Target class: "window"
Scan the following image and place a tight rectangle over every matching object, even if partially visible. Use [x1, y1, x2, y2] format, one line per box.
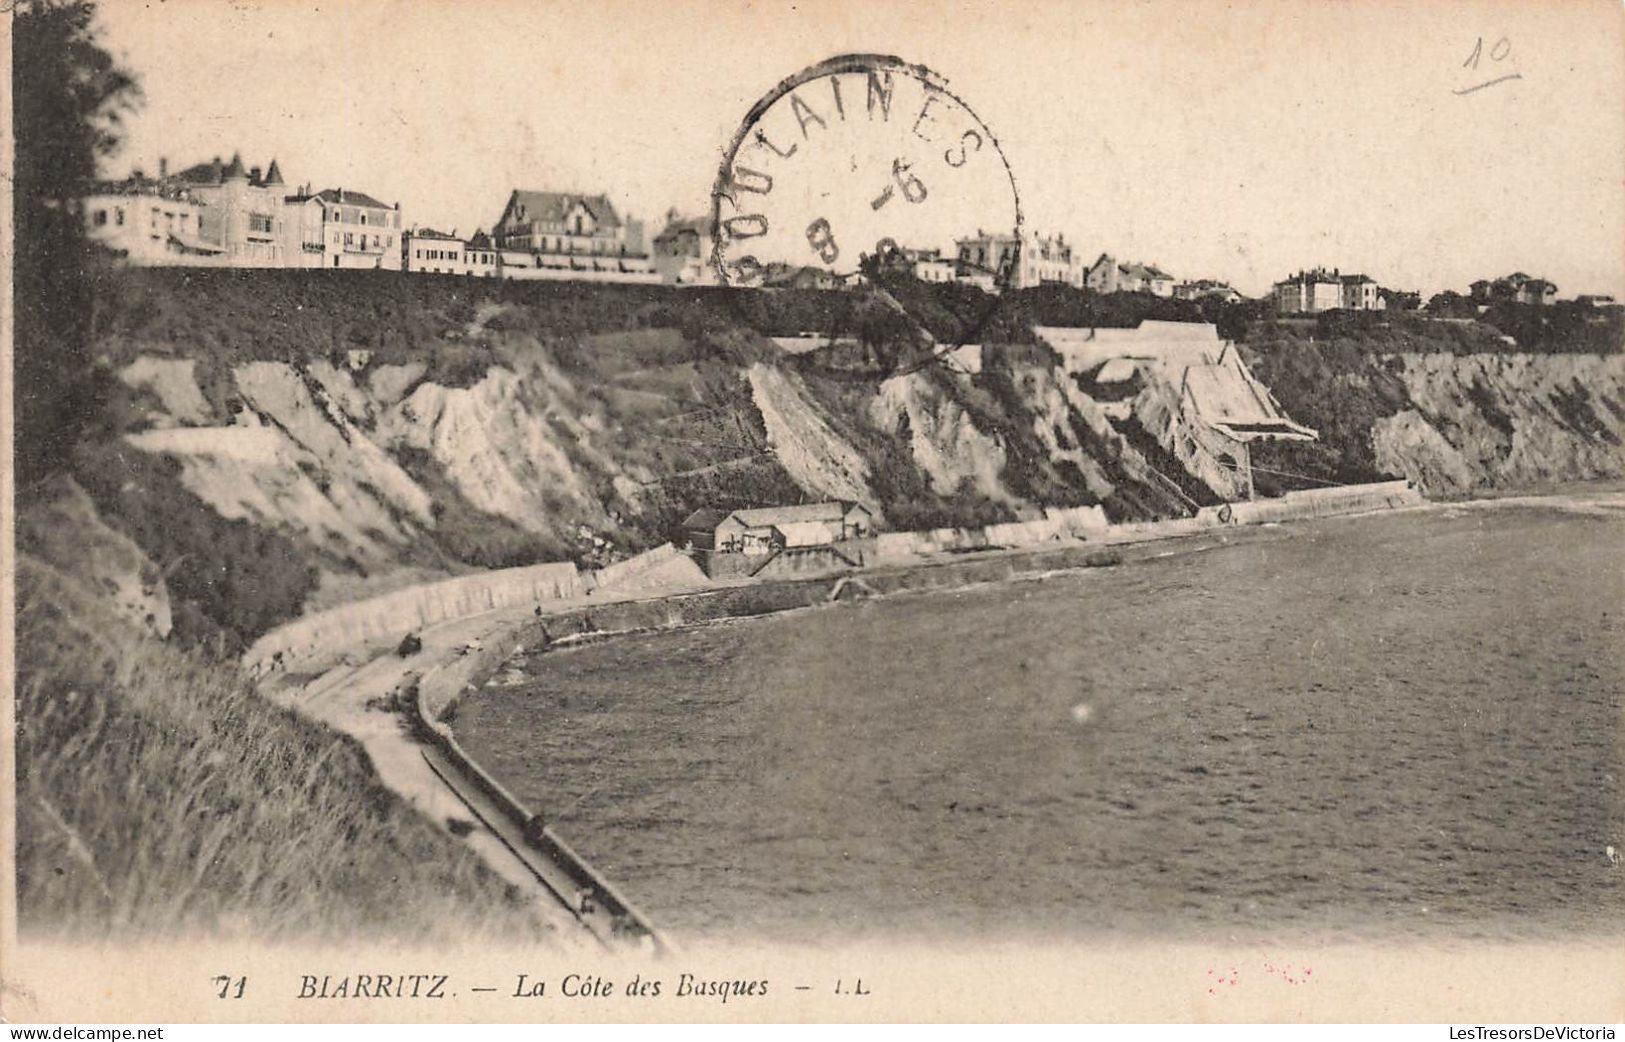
[93, 209, 108, 226]
[360, 213, 368, 226]
[344, 232, 353, 246]
[116, 208, 125, 225]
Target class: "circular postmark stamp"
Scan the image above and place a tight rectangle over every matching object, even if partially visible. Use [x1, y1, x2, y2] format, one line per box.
[709, 53, 1022, 293]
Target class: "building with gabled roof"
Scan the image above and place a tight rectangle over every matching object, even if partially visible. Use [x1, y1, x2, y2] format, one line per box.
[683, 501, 876, 555]
[282, 184, 403, 270]
[652, 209, 717, 284]
[87, 151, 298, 266]
[169, 150, 293, 265]
[491, 188, 654, 282]
[1118, 261, 1175, 296]
[1273, 268, 1387, 313]
[1084, 254, 1177, 297]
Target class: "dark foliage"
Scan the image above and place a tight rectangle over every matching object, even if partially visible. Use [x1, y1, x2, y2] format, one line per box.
[1481, 301, 1625, 354]
[12, 0, 141, 486]
[1239, 334, 1413, 489]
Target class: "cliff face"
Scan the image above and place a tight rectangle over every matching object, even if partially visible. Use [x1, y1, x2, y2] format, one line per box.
[58, 270, 1625, 646]
[871, 369, 1017, 510]
[748, 362, 881, 515]
[1244, 334, 1625, 497]
[1372, 353, 1625, 494]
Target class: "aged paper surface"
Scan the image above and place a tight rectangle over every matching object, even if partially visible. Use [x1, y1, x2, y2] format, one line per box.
[4, 0, 1624, 1024]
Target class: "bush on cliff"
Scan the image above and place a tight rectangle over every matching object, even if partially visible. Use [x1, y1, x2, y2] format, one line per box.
[1239, 335, 1412, 490]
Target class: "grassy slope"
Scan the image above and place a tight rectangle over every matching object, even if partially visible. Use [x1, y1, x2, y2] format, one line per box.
[14, 552, 550, 944]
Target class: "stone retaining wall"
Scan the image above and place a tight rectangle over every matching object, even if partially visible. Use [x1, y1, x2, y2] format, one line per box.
[245, 562, 586, 672]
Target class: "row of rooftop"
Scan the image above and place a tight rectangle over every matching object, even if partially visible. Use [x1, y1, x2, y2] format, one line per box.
[81, 150, 1613, 309]
[85, 151, 667, 282]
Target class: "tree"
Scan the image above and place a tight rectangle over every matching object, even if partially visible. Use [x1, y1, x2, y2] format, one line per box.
[12, 1, 142, 486]
[1425, 290, 1476, 319]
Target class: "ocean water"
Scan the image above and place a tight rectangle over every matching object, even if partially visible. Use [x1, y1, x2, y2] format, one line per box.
[455, 504, 1625, 944]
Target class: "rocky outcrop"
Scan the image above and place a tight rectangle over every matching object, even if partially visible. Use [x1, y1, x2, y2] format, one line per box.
[124, 358, 436, 567]
[381, 367, 608, 535]
[118, 357, 213, 426]
[99, 331, 1625, 638]
[1373, 353, 1625, 494]
[872, 370, 1018, 508]
[749, 363, 881, 512]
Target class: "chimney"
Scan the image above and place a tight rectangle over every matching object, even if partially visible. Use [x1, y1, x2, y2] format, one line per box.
[250, 166, 262, 183]
[159, 157, 168, 178]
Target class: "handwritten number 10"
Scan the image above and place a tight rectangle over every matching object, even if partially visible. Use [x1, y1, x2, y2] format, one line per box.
[1456, 35, 1520, 95]
[1463, 36, 1512, 69]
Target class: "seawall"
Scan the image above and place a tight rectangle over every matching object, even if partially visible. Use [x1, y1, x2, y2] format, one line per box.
[247, 483, 1420, 675]
[410, 629, 675, 953]
[245, 543, 706, 674]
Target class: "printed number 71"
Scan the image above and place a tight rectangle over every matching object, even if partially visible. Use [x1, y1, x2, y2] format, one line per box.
[213, 975, 247, 999]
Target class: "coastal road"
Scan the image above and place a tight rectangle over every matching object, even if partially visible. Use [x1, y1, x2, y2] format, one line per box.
[270, 602, 601, 947]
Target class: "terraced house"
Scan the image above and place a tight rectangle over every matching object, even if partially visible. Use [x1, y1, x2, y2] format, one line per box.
[284, 186, 404, 270]
[83, 171, 217, 263]
[1085, 254, 1177, 296]
[492, 189, 655, 282]
[85, 151, 403, 270]
[171, 152, 290, 265]
[1273, 268, 1386, 313]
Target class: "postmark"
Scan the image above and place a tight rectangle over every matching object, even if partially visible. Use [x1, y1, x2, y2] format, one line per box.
[709, 53, 1022, 293]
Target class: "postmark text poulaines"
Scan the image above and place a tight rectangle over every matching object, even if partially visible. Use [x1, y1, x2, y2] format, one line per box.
[710, 54, 1021, 287]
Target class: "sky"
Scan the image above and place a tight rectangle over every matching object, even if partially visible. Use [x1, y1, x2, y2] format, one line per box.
[91, 0, 1625, 298]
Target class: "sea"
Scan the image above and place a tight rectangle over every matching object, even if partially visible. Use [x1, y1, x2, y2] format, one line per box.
[454, 499, 1625, 945]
